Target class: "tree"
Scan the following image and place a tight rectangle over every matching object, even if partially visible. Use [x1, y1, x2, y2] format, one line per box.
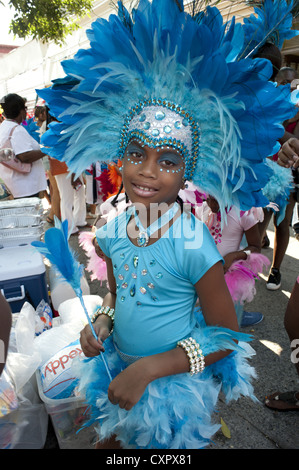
[4, 0, 94, 45]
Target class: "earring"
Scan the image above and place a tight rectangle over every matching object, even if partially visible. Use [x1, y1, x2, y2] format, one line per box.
[182, 179, 188, 189]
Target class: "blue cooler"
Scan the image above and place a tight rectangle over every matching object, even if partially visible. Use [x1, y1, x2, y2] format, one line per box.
[0, 244, 49, 313]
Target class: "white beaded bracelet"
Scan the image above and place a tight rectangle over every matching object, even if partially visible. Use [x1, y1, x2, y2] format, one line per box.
[91, 305, 115, 326]
[177, 337, 205, 375]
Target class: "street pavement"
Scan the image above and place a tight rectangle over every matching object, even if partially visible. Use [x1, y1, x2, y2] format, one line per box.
[44, 217, 299, 450]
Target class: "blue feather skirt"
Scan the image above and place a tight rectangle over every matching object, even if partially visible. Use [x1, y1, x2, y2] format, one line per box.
[75, 316, 257, 449]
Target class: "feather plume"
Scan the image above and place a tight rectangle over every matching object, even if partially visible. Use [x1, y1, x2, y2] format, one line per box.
[241, 0, 299, 58]
[78, 231, 108, 283]
[22, 118, 41, 143]
[262, 158, 294, 225]
[32, 217, 112, 381]
[32, 218, 83, 292]
[225, 253, 270, 304]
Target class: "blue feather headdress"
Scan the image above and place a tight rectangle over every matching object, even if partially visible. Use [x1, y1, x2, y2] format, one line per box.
[37, 0, 298, 220]
[31, 218, 112, 381]
[241, 0, 299, 58]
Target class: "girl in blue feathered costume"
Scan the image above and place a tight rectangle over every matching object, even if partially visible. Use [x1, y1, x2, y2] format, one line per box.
[37, 0, 299, 449]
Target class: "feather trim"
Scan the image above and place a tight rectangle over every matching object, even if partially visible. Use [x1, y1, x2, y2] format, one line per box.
[262, 159, 294, 225]
[73, 320, 257, 449]
[225, 253, 270, 304]
[78, 231, 108, 283]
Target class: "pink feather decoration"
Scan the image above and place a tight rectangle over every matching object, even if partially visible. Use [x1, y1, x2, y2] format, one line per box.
[225, 253, 270, 304]
[78, 231, 107, 283]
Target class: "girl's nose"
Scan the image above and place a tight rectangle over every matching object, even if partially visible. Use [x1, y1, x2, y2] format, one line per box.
[138, 154, 158, 179]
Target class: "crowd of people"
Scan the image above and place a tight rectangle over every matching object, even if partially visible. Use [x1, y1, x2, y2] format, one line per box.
[0, 98, 114, 234]
[0, 0, 299, 450]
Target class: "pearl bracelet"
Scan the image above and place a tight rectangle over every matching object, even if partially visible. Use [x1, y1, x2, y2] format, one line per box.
[177, 337, 205, 375]
[91, 305, 115, 326]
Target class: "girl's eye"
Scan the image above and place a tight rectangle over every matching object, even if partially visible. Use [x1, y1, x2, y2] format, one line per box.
[160, 159, 175, 167]
[159, 153, 183, 167]
[126, 146, 144, 160]
[130, 151, 142, 159]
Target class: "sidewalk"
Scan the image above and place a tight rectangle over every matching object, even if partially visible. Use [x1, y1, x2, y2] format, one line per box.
[44, 220, 299, 449]
[207, 224, 299, 449]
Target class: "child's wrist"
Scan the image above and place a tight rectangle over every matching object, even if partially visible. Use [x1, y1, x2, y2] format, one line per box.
[137, 356, 162, 384]
[91, 307, 114, 334]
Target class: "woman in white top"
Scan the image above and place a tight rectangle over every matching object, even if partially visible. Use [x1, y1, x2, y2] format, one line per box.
[0, 93, 47, 198]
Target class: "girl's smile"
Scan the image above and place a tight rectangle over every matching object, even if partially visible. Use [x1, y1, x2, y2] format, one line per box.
[131, 182, 159, 198]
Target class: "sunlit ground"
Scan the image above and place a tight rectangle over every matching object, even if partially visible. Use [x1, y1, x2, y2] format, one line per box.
[257, 226, 299, 357]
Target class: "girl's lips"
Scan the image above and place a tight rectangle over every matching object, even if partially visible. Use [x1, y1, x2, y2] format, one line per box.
[132, 183, 158, 197]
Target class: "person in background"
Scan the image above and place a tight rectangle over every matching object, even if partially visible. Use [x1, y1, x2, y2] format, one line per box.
[41, 109, 61, 223]
[0, 93, 47, 198]
[34, 105, 47, 133]
[265, 137, 299, 412]
[197, 195, 265, 327]
[259, 67, 298, 290]
[52, 158, 87, 235]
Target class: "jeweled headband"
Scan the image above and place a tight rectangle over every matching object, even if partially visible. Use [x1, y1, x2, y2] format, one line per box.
[117, 99, 201, 181]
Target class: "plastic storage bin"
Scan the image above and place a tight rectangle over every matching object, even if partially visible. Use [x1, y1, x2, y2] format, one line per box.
[0, 244, 49, 313]
[36, 371, 96, 449]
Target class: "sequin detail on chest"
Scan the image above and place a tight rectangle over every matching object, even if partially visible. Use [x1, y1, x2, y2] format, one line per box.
[115, 254, 160, 305]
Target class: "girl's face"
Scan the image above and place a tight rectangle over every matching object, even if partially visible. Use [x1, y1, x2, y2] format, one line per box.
[122, 140, 185, 208]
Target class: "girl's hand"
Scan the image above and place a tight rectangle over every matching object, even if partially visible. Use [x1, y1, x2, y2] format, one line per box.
[80, 316, 111, 356]
[108, 358, 152, 410]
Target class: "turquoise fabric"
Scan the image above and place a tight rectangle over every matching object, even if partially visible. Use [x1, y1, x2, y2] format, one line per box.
[96, 209, 222, 356]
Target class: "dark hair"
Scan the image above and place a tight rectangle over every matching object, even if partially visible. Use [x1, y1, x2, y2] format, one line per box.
[253, 43, 282, 81]
[34, 105, 46, 118]
[277, 66, 299, 79]
[1, 93, 26, 119]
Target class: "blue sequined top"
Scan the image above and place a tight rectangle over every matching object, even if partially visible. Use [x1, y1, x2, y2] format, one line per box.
[96, 209, 222, 356]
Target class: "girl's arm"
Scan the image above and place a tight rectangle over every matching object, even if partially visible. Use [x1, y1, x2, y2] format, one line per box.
[17, 149, 47, 163]
[107, 261, 239, 410]
[222, 223, 261, 273]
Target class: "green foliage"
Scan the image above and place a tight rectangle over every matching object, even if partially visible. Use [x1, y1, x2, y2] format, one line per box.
[7, 0, 93, 45]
